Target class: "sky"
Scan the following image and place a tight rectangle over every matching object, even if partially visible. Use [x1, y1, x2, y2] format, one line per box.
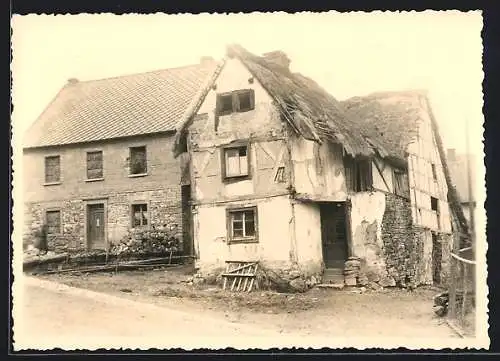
[11, 11, 483, 157]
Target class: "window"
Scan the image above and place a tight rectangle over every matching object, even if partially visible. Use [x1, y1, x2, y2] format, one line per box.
[344, 156, 372, 192]
[86, 151, 103, 179]
[431, 163, 437, 181]
[216, 89, 255, 115]
[131, 203, 148, 227]
[431, 197, 439, 212]
[227, 207, 258, 243]
[46, 210, 61, 234]
[129, 146, 147, 175]
[218, 93, 234, 114]
[393, 168, 410, 198]
[223, 144, 250, 179]
[274, 166, 286, 183]
[44, 155, 61, 183]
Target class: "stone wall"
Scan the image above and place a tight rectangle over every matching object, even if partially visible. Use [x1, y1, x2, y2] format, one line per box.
[22, 133, 184, 253]
[24, 188, 182, 254]
[433, 232, 452, 286]
[381, 193, 433, 287]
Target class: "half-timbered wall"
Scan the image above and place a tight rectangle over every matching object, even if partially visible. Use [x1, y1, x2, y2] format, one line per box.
[407, 99, 452, 233]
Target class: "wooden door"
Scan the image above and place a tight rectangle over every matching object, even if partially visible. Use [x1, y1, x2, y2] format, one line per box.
[320, 203, 348, 269]
[88, 204, 105, 250]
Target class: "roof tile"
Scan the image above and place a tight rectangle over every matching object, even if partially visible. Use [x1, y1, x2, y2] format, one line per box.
[24, 61, 218, 148]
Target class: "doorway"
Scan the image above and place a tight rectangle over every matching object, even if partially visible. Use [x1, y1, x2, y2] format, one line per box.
[320, 202, 348, 270]
[181, 185, 193, 256]
[87, 203, 106, 250]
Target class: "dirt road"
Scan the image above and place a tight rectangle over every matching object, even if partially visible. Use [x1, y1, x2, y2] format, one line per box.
[14, 277, 297, 350]
[14, 271, 467, 350]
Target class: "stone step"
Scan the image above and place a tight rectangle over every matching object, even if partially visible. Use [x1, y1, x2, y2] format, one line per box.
[322, 268, 345, 284]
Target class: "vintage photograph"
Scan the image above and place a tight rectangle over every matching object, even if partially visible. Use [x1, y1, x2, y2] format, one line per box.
[11, 11, 487, 350]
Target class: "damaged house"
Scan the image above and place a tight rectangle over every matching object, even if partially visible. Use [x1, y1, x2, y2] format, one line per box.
[173, 45, 463, 288]
[22, 44, 465, 289]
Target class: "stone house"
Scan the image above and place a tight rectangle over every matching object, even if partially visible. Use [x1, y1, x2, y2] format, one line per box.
[172, 44, 467, 288]
[22, 59, 217, 254]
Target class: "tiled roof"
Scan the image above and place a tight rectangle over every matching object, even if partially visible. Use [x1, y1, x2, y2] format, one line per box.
[23, 61, 218, 148]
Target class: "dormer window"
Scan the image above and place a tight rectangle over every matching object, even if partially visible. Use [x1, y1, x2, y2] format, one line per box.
[216, 89, 255, 115]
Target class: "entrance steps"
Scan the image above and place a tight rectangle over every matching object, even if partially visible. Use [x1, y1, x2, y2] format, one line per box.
[321, 268, 344, 285]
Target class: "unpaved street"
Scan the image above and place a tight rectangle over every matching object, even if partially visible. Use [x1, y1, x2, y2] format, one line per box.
[14, 277, 292, 350]
[14, 271, 464, 350]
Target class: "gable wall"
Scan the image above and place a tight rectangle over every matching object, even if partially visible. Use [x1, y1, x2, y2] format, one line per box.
[407, 99, 452, 233]
[187, 57, 290, 203]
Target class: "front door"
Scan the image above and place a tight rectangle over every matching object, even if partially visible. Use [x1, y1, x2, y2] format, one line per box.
[87, 203, 105, 250]
[320, 202, 348, 269]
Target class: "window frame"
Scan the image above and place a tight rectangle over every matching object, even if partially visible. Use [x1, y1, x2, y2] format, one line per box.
[226, 206, 259, 244]
[221, 141, 251, 181]
[431, 163, 438, 182]
[130, 202, 150, 228]
[393, 168, 410, 198]
[86, 150, 104, 180]
[129, 146, 148, 176]
[45, 209, 62, 235]
[216, 89, 255, 116]
[344, 156, 373, 192]
[44, 155, 61, 184]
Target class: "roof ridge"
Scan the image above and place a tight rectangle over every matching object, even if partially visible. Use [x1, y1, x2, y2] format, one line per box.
[65, 61, 216, 86]
[342, 89, 429, 102]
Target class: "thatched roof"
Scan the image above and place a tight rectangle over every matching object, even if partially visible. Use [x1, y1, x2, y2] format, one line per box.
[173, 44, 377, 158]
[224, 44, 374, 158]
[341, 90, 424, 164]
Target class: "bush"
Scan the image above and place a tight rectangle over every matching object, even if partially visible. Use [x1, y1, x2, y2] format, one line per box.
[109, 225, 182, 257]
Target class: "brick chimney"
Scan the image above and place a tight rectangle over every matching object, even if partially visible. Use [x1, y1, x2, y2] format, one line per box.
[262, 50, 291, 70]
[200, 56, 215, 65]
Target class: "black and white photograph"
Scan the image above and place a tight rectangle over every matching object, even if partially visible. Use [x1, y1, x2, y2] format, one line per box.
[10, 11, 487, 350]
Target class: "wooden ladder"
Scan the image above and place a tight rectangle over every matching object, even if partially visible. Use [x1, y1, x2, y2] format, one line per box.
[222, 261, 259, 292]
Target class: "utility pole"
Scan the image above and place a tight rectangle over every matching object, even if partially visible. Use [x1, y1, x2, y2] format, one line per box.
[465, 116, 475, 255]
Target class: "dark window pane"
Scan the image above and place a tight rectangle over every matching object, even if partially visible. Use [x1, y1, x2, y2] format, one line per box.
[87, 151, 103, 179]
[130, 147, 147, 174]
[232, 212, 243, 221]
[233, 229, 243, 238]
[45, 156, 60, 183]
[132, 204, 148, 226]
[219, 94, 233, 113]
[245, 218, 255, 236]
[46, 210, 61, 234]
[238, 91, 251, 111]
[238, 147, 247, 157]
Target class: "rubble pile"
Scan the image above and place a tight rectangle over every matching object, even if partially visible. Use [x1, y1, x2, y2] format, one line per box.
[109, 226, 181, 256]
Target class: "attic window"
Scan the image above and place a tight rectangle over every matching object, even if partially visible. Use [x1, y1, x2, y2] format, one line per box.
[236, 90, 253, 112]
[216, 89, 255, 115]
[344, 156, 372, 192]
[218, 93, 233, 114]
